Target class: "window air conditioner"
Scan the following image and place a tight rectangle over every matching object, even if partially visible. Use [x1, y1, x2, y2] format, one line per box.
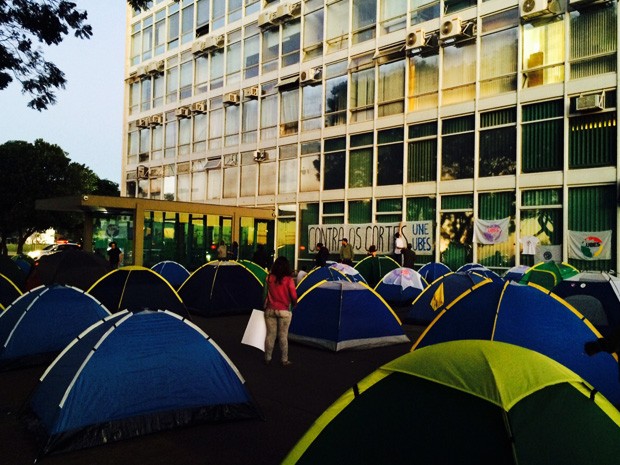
[253, 150, 267, 162]
[137, 165, 149, 179]
[146, 60, 165, 75]
[406, 29, 427, 49]
[520, 0, 562, 20]
[258, 10, 278, 28]
[149, 114, 164, 126]
[191, 101, 207, 113]
[275, 1, 301, 20]
[440, 17, 462, 40]
[576, 92, 605, 112]
[243, 86, 261, 99]
[223, 92, 240, 105]
[135, 66, 147, 78]
[192, 39, 207, 55]
[175, 107, 192, 118]
[203, 34, 225, 50]
[300, 67, 321, 84]
[137, 117, 150, 128]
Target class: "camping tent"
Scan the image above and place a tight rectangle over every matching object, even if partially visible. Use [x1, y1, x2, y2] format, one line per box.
[519, 260, 579, 290]
[328, 263, 366, 283]
[26, 250, 110, 291]
[0, 284, 110, 367]
[417, 262, 451, 284]
[503, 264, 530, 282]
[178, 261, 264, 316]
[26, 310, 260, 455]
[87, 266, 188, 317]
[353, 255, 400, 288]
[374, 267, 427, 306]
[237, 259, 269, 284]
[288, 281, 409, 351]
[0, 273, 22, 310]
[151, 260, 191, 288]
[404, 271, 491, 325]
[296, 265, 351, 297]
[553, 271, 620, 331]
[283, 340, 620, 465]
[412, 280, 620, 407]
[0, 255, 26, 291]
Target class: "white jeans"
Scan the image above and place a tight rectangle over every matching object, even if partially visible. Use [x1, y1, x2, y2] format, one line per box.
[264, 309, 292, 363]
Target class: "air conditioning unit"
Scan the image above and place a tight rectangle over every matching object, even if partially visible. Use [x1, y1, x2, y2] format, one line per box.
[192, 40, 207, 55]
[275, 1, 301, 20]
[300, 67, 321, 84]
[137, 117, 150, 128]
[520, 0, 562, 20]
[149, 114, 164, 126]
[175, 107, 192, 118]
[243, 86, 261, 99]
[253, 150, 267, 162]
[137, 165, 149, 179]
[204, 34, 225, 50]
[576, 92, 605, 112]
[191, 101, 207, 113]
[223, 92, 240, 105]
[258, 10, 277, 28]
[440, 17, 462, 40]
[146, 60, 165, 75]
[135, 66, 147, 78]
[406, 29, 427, 49]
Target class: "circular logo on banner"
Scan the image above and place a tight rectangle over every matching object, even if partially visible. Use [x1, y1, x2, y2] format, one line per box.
[106, 224, 119, 238]
[483, 224, 503, 243]
[580, 235, 604, 258]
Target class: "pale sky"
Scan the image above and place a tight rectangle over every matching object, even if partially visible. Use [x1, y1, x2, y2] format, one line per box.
[0, 1, 127, 184]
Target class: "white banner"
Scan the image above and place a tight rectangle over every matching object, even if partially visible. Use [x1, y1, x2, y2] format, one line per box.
[307, 221, 434, 256]
[473, 218, 510, 245]
[568, 230, 612, 260]
[535, 245, 562, 263]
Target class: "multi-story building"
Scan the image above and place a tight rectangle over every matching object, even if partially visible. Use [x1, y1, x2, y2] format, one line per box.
[122, 0, 619, 273]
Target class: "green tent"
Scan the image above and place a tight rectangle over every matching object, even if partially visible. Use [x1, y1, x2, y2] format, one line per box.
[284, 340, 620, 465]
[353, 255, 399, 289]
[236, 259, 268, 283]
[519, 260, 579, 290]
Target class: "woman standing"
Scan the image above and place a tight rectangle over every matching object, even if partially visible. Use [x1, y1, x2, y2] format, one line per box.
[264, 256, 297, 366]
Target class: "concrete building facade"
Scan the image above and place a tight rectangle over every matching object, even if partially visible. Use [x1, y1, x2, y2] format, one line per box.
[122, 0, 620, 273]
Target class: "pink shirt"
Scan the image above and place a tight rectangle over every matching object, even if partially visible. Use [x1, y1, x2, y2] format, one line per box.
[265, 275, 297, 311]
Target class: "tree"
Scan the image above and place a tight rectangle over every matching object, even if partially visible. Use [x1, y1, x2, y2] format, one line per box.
[0, 139, 119, 255]
[1, 0, 152, 110]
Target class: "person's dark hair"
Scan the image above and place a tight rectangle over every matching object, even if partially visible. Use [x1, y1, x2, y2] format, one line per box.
[270, 256, 292, 283]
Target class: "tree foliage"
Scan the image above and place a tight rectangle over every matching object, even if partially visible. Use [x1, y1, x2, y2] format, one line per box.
[1, 0, 153, 110]
[0, 139, 119, 255]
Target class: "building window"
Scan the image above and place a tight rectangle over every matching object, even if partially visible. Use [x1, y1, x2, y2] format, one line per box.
[152, 124, 163, 161]
[178, 117, 191, 157]
[207, 166, 221, 200]
[326, 0, 349, 53]
[260, 82, 278, 141]
[164, 119, 176, 159]
[177, 172, 190, 201]
[192, 113, 207, 154]
[442, 41, 476, 105]
[196, 0, 209, 36]
[569, 93, 616, 169]
[282, 18, 301, 67]
[570, 3, 617, 79]
[154, 9, 166, 56]
[179, 55, 193, 100]
[280, 87, 299, 136]
[208, 96, 223, 150]
[301, 83, 322, 131]
[209, 48, 224, 90]
[378, 58, 405, 117]
[376, 198, 402, 223]
[163, 164, 176, 201]
[523, 18, 564, 88]
[325, 60, 348, 127]
[480, 9, 518, 98]
[243, 25, 260, 79]
[191, 167, 206, 202]
[352, 0, 376, 44]
[150, 176, 162, 199]
[166, 59, 178, 104]
[479, 108, 516, 177]
[350, 52, 375, 123]
[323, 137, 346, 190]
[377, 128, 404, 186]
[303, 1, 324, 60]
[142, 15, 153, 61]
[440, 194, 474, 270]
[167, 3, 179, 51]
[520, 189, 562, 266]
[349, 200, 372, 223]
[226, 29, 242, 86]
[223, 165, 239, 198]
[478, 191, 515, 269]
[211, 0, 225, 31]
[224, 103, 240, 147]
[180, 2, 194, 45]
[240, 151, 258, 197]
[323, 201, 345, 224]
[241, 98, 258, 144]
[407, 122, 437, 183]
[131, 21, 141, 66]
[379, 0, 406, 35]
[195, 54, 209, 94]
[128, 129, 139, 165]
[279, 145, 298, 194]
[153, 74, 164, 107]
[444, 0, 476, 14]
[408, 53, 439, 111]
[228, 0, 243, 23]
[262, 27, 279, 74]
[522, 99, 563, 173]
[141, 77, 152, 112]
[349, 132, 373, 188]
[410, 0, 439, 25]
[441, 115, 474, 180]
[258, 151, 276, 196]
[300, 141, 321, 192]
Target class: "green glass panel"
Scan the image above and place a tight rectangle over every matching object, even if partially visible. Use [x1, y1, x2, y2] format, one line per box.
[441, 195, 473, 210]
[409, 122, 437, 139]
[569, 113, 616, 168]
[408, 139, 437, 182]
[406, 197, 436, 221]
[349, 200, 372, 223]
[522, 99, 563, 122]
[522, 189, 562, 207]
[324, 201, 345, 214]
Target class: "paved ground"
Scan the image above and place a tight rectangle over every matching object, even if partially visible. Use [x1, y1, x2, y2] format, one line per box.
[0, 311, 424, 465]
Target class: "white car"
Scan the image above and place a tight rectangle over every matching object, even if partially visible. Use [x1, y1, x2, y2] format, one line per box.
[28, 243, 81, 260]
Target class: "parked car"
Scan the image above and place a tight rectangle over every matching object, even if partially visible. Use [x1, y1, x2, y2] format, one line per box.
[27, 242, 81, 260]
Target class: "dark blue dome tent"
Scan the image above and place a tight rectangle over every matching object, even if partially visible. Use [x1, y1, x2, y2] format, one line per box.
[25, 310, 261, 456]
[151, 260, 191, 289]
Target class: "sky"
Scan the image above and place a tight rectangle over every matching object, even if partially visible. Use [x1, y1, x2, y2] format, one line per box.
[0, 1, 127, 184]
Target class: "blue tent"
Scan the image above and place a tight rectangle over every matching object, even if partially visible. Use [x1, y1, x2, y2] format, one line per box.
[417, 262, 451, 284]
[404, 272, 491, 325]
[289, 281, 409, 351]
[0, 284, 110, 368]
[412, 280, 620, 407]
[374, 267, 427, 306]
[0, 273, 22, 310]
[87, 266, 189, 317]
[178, 261, 264, 316]
[328, 262, 366, 284]
[27, 310, 260, 455]
[296, 265, 351, 297]
[503, 264, 530, 282]
[151, 260, 191, 288]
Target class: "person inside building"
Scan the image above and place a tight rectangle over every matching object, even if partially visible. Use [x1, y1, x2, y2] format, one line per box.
[107, 241, 123, 270]
[315, 242, 330, 267]
[252, 244, 269, 269]
[217, 240, 228, 260]
[339, 238, 354, 266]
[402, 243, 416, 269]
